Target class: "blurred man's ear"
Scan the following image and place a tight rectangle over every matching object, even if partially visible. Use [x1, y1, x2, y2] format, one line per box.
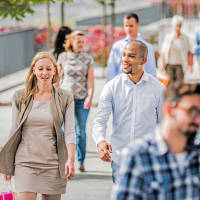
[163, 102, 174, 117]
[142, 56, 147, 65]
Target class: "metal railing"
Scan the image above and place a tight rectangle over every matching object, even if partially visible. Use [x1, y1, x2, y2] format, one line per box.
[0, 28, 36, 77]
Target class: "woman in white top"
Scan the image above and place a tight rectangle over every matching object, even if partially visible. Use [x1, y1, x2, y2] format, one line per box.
[57, 31, 94, 172]
[161, 15, 193, 82]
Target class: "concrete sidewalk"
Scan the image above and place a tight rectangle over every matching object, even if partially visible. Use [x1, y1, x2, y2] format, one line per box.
[0, 68, 29, 93]
[0, 67, 113, 200]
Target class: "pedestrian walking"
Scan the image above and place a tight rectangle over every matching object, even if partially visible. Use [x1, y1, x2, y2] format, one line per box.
[194, 12, 200, 71]
[160, 15, 194, 82]
[57, 31, 94, 172]
[52, 26, 72, 60]
[51, 26, 72, 88]
[0, 52, 76, 200]
[111, 81, 200, 200]
[106, 13, 157, 82]
[93, 40, 165, 183]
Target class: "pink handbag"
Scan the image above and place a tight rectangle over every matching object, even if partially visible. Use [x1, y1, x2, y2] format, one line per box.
[0, 192, 14, 200]
[0, 175, 15, 200]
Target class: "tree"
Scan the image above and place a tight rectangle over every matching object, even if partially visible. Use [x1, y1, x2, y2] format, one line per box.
[94, 0, 117, 71]
[0, 0, 34, 21]
[109, 0, 116, 46]
[0, 0, 73, 49]
[94, 0, 108, 70]
[61, 1, 65, 26]
[35, 0, 73, 48]
[0, 0, 72, 23]
[177, 0, 183, 15]
[60, 0, 73, 26]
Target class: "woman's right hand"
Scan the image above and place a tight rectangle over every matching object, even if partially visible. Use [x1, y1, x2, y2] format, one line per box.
[3, 174, 11, 181]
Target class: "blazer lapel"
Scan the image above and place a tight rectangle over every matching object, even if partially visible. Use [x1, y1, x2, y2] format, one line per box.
[17, 95, 33, 127]
[51, 87, 63, 127]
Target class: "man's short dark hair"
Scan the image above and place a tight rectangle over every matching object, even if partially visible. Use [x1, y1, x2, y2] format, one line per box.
[164, 81, 200, 103]
[124, 13, 139, 23]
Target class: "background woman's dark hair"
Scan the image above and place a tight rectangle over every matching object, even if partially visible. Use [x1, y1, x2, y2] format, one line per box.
[53, 26, 72, 60]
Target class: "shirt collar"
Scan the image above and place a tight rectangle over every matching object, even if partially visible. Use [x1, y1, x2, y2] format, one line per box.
[68, 50, 83, 58]
[124, 33, 142, 42]
[154, 126, 169, 156]
[122, 71, 149, 85]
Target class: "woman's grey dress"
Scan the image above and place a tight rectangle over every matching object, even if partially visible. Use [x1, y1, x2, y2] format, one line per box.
[12, 100, 75, 194]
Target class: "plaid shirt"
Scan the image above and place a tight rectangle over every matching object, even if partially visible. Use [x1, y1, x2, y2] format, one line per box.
[111, 127, 200, 200]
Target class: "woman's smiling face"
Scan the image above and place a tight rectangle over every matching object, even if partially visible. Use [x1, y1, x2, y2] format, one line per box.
[33, 58, 56, 85]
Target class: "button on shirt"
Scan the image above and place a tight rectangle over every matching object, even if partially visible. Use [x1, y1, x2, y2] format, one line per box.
[106, 35, 157, 82]
[93, 72, 165, 163]
[111, 127, 200, 200]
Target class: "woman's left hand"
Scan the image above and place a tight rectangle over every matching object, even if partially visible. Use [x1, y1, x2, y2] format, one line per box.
[83, 96, 92, 109]
[3, 174, 11, 181]
[65, 160, 75, 180]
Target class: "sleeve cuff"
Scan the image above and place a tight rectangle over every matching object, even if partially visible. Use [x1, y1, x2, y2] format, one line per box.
[96, 136, 105, 146]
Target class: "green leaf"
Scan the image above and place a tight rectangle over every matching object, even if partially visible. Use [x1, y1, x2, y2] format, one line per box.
[0, 0, 73, 21]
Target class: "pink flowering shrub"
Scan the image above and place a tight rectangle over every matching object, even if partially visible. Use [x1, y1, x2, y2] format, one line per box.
[34, 24, 126, 61]
[86, 24, 126, 65]
[34, 25, 61, 52]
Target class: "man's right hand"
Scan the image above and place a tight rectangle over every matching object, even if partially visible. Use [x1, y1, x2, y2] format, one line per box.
[97, 141, 112, 162]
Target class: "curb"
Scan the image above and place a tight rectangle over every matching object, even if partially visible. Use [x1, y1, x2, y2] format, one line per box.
[0, 101, 98, 107]
[0, 81, 25, 93]
[0, 102, 12, 106]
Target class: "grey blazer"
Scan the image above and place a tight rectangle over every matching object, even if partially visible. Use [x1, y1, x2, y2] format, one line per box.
[0, 87, 73, 178]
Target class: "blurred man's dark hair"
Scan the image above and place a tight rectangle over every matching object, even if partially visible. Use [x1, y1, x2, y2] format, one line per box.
[124, 13, 139, 23]
[164, 81, 200, 103]
[53, 26, 72, 60]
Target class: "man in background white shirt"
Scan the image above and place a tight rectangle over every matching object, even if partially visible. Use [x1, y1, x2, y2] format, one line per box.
[106, 13, 157, 82]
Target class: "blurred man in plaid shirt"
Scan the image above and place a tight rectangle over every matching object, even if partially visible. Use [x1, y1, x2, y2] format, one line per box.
[111, 82, 200, 200]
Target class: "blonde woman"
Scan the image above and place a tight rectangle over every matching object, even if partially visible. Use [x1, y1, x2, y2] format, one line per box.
[0, 52, 76, 200]
[57, 31, 94, 172]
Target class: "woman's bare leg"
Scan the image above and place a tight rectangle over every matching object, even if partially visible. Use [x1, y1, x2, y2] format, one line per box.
[41, 194, 61, 200]
[15, 192, 37, 200]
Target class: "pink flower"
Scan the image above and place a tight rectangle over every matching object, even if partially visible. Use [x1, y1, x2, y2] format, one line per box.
[85, 24, 126, 64]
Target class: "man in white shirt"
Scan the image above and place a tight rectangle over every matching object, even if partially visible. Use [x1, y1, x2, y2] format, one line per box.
[106, 13, 157, 82]
[93, 40, 165, 182]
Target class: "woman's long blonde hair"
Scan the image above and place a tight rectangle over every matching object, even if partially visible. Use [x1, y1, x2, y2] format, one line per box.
[22, 52, 59, 104]
[64, 31, 85, 52]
